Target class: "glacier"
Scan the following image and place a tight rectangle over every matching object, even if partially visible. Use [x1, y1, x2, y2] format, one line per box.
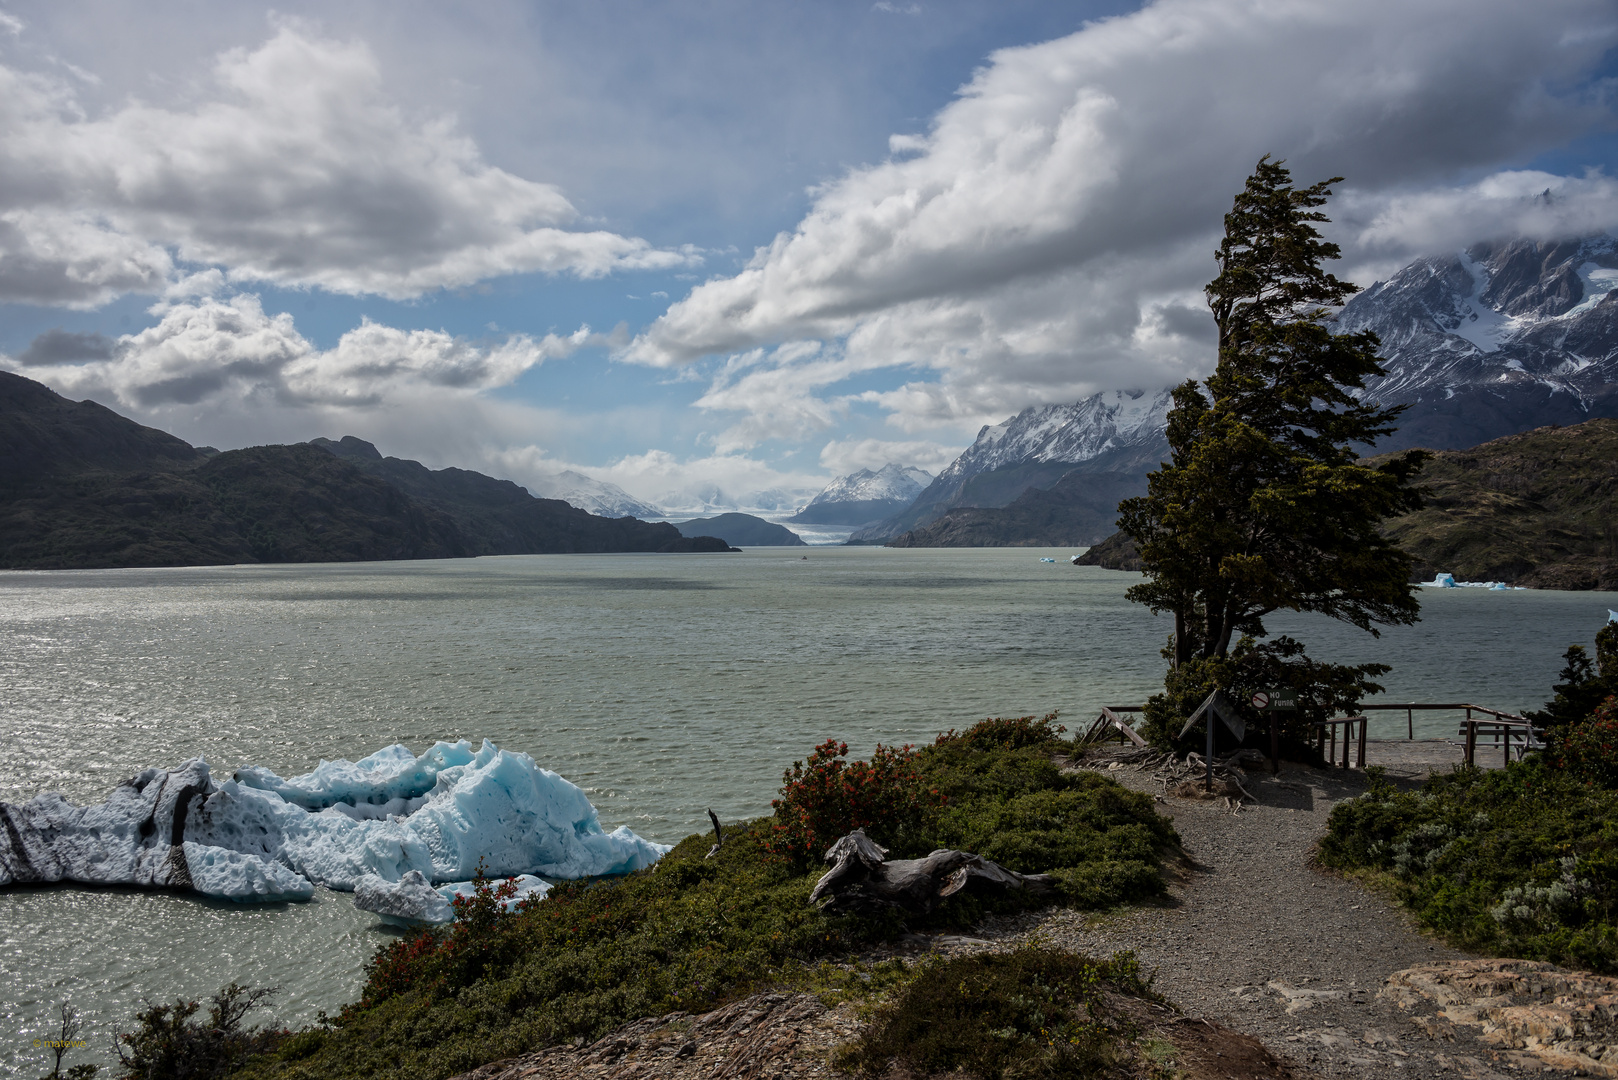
[0, 740, 667, 921]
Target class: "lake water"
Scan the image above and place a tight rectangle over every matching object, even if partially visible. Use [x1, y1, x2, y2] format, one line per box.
[2, 547, 1613, 1073]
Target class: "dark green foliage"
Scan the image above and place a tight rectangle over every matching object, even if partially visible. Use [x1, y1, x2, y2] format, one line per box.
[934, 711, 1068, 752]
[1532, 624, 1618, 730]
[1138, 635, 1384, 751]
[233, 724, 1179, 1080]
[1321, 762, 1618, 972]
[1117, 157, 1424, 749]
[116, 984, 285, 1080]
[838, 949, 1155, 1080]
[1548, 696, 1618, 788]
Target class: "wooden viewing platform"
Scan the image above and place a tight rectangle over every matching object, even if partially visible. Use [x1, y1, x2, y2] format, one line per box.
[1083, 702, 1540, 770]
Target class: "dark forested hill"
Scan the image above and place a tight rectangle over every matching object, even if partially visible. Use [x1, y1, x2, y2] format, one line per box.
[308, 436, 724, 555]
[1074, 419, 1618, 590]
[0, 373, 729, 569]
[885, 468, 1147, 548]
[1372, 418, 1618, 590]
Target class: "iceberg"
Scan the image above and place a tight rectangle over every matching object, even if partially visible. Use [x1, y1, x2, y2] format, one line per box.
[0, 740, 668, 918]
[1422, 573, 1526, 590]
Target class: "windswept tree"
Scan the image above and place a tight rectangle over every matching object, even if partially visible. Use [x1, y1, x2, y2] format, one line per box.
[1118, 157, 1426, 744]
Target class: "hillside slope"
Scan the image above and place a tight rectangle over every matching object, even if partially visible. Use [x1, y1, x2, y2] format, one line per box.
[885, 469, 1147, 548]
[1373, 418, 1618, 589]
[0, 375, 730, 569]
[309, 436, 707, 556]
[1074, 419, 1618, 589]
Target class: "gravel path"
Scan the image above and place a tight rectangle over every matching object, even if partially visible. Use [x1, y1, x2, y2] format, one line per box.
[943, 740, 1579, 1079]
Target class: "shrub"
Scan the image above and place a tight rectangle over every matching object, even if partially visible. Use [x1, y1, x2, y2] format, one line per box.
[1549, 695, 1618, 787]
[115, 984, 284, 1080]
[1139, 636, 1385, 754]
[838, 948, 1154, 1080]
[935, 711, 1067, 752]
[763, 739, 943, 865]
[1321, 761, 1618, 971]
[234, 729, 1182, 1080]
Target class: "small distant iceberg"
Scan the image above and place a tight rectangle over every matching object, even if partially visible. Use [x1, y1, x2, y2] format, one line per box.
[1423, 573, 1526, 590]
[0, 740, 667, 924]
[1039, 557, 1057, 563]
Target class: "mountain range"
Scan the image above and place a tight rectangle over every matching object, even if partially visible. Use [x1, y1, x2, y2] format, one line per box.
[0, 372, 733, 569]
[789, 463, 933, 526]
[870, 237, 1618, 548]
[851, 390, 1171, 544]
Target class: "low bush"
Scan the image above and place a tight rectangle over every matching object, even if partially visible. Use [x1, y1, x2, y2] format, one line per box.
[1320, 762, 1618, 971]
[763, 739, 943, 865]
[231, 719, 1179, 1080]
[837, 948, 1156, 1080]
[1548, 696, 1618, 788]
[934, 710, 1067, 752]
[117, 984, 285, 1080]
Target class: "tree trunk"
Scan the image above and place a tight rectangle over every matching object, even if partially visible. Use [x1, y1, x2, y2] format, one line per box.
[807, 830, 1056, 915]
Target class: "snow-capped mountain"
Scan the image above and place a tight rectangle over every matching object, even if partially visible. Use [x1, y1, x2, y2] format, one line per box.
[933, 390, 1173, 487]
[524, 470, 663, 519]
[850, 390, 1171, 541]
[852, 237, 1618, 544]
[810, 463, 933, 505]
[1336, 236, 1618, 450]
[789, 463, 933, 525]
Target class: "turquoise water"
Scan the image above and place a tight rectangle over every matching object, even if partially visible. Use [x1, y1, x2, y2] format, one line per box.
[1, 547, 1613, 1073]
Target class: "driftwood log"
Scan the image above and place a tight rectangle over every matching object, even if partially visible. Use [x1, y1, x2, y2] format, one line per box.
[807, 829, 1055, 915]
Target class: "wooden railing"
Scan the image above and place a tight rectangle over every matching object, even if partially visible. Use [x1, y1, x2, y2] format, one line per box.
[1083, 701, 1541, 770]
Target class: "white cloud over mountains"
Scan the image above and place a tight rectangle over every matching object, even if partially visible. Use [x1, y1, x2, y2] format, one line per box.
[627, 0, 1618, 437]
[0, 26, 694, 307]
[17, 293, 594, 410]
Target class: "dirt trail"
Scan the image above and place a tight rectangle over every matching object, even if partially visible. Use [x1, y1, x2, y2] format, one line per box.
[947, 739, 1579, 1079]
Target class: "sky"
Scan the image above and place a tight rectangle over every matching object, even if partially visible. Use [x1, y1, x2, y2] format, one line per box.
[1, 0, 1616, 514]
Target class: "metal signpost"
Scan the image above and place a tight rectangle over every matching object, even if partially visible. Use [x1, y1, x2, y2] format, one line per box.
[1251, 689, 1296, 772]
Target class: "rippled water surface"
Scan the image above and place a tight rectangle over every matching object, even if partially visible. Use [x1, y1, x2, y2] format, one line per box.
[2, 547, 1614, 1073]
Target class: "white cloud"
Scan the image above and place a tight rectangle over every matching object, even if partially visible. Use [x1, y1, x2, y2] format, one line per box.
[14, 293, 591, 410]
[625, 0, 1618, 436]
[0, 26, 696, 306]
[585, 448, 826, 515]
[1344, 170, 1618, 256]
[818, 437, 958, 475]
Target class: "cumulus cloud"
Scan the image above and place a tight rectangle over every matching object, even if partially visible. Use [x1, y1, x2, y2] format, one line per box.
[14, 293, 594, 410]
[627, 0, 1618, 436]
[0, 26, 695, 306]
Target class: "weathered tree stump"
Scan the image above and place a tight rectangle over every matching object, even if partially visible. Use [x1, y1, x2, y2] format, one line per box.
[807, 829, 1055, 915]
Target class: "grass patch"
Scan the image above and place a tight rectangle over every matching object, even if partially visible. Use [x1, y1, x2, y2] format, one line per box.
[231, 721, 1177, 1080]
[835, 948, 1159, 1080]
[1320, 762, 1618, 971]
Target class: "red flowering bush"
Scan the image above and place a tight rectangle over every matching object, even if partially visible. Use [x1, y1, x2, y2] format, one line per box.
[349, 870, 523, 1013]
[1550, 695, 1618, 788]
[763, 739, 944, 865]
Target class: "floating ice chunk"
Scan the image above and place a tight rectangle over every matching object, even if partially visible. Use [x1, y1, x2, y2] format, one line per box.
[1609, 609, 1618, 623]
[0, 741, 669, 905]
[354, 870, 453, 926]
[183, 842, 314, 901]
[235, 740, 476, 812]
[1422, 572, 1526, 590]
[0, 758, 214, 889]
